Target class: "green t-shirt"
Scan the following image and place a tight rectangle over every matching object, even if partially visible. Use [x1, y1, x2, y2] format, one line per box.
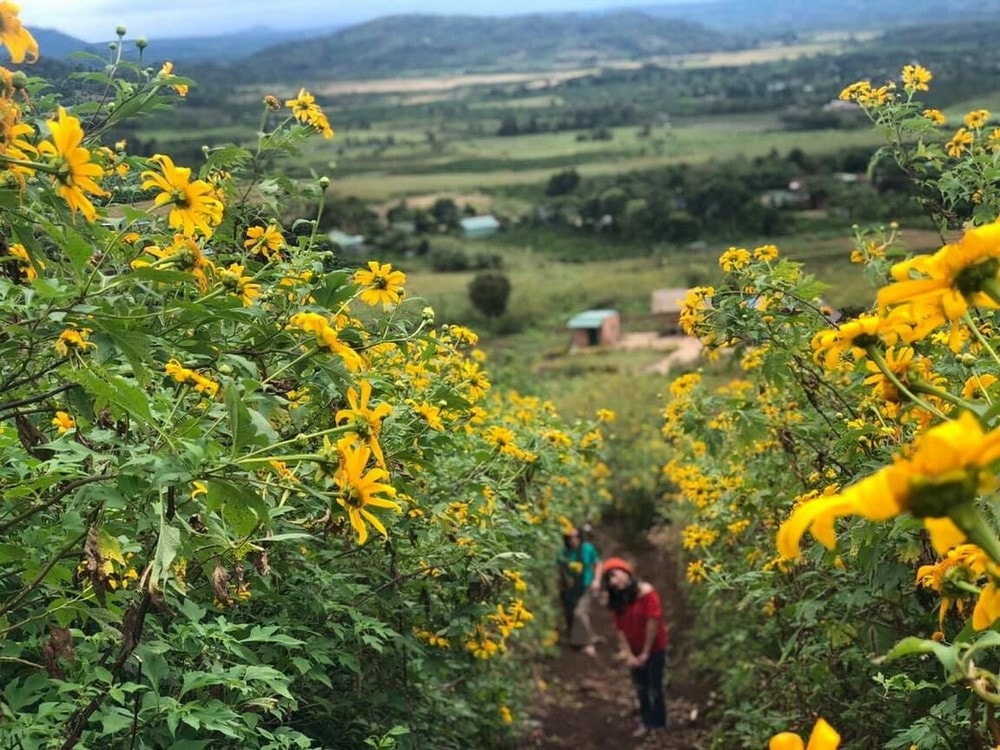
[557, 541, 600, 590]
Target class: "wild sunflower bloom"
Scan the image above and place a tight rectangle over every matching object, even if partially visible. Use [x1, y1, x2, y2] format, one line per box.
[810, 313, 886, 369]
[916, 544, 1000, 629]
[284, 88, 334, 138]
[157, 62, 188, 96]
[164, 358, 219, 398]
[962, 373, 998, 401]
[141, 154, 223, 237]
[0, 2, 37, 63]
[333, 439, 400, 545]
[135, 234, 215, 291]
[769, 718, 840, 750]
[218, 263, 260, 307]
[36, 107, 108, 221]
[863, 345, 914, 403]
[778, 412, 1000, 561]
[407, 399, 444, 431]
[945, 127, 974, 158]
[754, 243, 779, 261]
[354, 260, 406, 309]
[922, 108, 946, 126]
[8, 242, 42, 281]
[288, 311, 364, 371]
[878, 221, 1000, 343]
[55, 327, 96, 357]
[964, 109, 991, 130]
[719, 246, 751, 272]
[902, 64, 932, 93]
[244, 223, 285, 261]
[51, 410, 75, 434]
[336, 380, 392, 468]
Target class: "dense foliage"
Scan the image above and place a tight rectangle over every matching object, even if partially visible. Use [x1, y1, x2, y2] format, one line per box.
[0, 21, 612, 750]
[670, 66, 1000, 748]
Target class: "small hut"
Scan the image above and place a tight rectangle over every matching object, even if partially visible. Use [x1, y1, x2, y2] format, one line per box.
[567, 309, 621, 348]
[650, 288, 692, 335]
[460, 215, 501, 238]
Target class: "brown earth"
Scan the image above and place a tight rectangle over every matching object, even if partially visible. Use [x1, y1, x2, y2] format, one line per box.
[519, 524, 712, 750]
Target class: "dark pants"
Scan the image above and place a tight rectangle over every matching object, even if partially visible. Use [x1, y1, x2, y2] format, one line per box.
[630, 649, 667, 729]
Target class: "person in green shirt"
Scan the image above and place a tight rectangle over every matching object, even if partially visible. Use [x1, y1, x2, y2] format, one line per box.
[556, 526, 603, 656]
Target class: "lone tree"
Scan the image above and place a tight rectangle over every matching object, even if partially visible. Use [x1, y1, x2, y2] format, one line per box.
[468, 271, 512, 318]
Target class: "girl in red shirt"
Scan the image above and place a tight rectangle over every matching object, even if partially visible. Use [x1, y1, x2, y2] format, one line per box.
[602, 557, 668, 736]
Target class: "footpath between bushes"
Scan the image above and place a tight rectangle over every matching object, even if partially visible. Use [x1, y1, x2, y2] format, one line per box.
[519, 523, 712, 750]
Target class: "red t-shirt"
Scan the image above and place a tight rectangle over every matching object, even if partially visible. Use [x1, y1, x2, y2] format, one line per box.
[613, 587, 668, 656]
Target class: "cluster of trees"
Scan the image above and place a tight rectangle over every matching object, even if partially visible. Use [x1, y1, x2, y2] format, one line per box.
[532, 146, 928, 250]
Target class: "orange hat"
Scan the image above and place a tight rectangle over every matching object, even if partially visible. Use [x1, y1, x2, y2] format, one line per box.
[602, 557, 634, 576]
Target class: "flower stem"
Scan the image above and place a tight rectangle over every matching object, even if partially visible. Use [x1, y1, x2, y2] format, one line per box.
[950, 502, 1000, 567]
[866, 347, 948, 420]
[964, 310, 1000, 370]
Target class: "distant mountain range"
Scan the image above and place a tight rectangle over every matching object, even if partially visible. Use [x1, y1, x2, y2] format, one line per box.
[235, 12, 736, 81]
[16, 0, 1000, 81]
[637, 0, 1000, 32]
[21, 24, 348, 65]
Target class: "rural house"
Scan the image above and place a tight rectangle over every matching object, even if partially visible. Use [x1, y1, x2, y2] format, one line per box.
[328, 229, 366, 254]
[650, 288, 692, 335]
[567, 309, 621, 348]
[460, 215, 501, 238]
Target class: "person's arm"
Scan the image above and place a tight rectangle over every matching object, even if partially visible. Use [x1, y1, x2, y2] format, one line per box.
[633, 616, 658, 667]
[615, 628, 631, 662]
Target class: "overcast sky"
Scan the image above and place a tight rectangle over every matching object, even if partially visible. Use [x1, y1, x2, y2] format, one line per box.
[20, 0, 706, 42]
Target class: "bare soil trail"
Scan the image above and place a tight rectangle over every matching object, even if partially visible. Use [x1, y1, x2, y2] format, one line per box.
[520, 524, 712, 750]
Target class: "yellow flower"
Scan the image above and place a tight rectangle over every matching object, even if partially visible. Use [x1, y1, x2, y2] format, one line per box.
[945, 127, 974, 157]
[719, 246, 751, 272]
[810, 313, 885, 369]
[922, 108, 946, 125]
[754, 244, 779, 261]
[902, 64, 932, 92]
[878, 221, 1000, 343]
[8, 242, 42, 281]
[218, 263, 260, 307]
[596, 408, 616, 423]
[686, 560, 708, 584]
[917, 544, 998, 629]
[778, 412, 1000, 560]
[157, 62, 188, 96]
[141, 154, 224, 238]
[135, 234, 215, 292]
[51, 411, 75, 433]
[0, 2, 37, 63]
[285, 88, 334, 138]
[334, 439, 400, 545]
[354, 261, 406, 309]
[244, 224, 285, 261]
[962, 374, 998, 401]
[336, 380, 393, 468]
[55, 327, 96, 357]
[498, 705, 513, 725]
[288, 312, 364, 371]
[769, 718, 840, 750]
[164, 358, 219, 398]
[964, 109, 991, 130]
[37, 107, 108, 221]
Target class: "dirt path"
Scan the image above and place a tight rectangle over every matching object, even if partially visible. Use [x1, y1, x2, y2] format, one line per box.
[520, 524, 711, 750]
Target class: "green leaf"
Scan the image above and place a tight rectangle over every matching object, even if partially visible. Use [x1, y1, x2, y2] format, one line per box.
[882, 636, 959, 676]
[312, 270, 354, 310]
[65, 366, 152, 423]
[224, 383, 253, 453]
[150, 515, 180, 591]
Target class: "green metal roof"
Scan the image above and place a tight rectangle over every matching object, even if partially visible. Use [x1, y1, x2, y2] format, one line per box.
[567, 309, 618, 328]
